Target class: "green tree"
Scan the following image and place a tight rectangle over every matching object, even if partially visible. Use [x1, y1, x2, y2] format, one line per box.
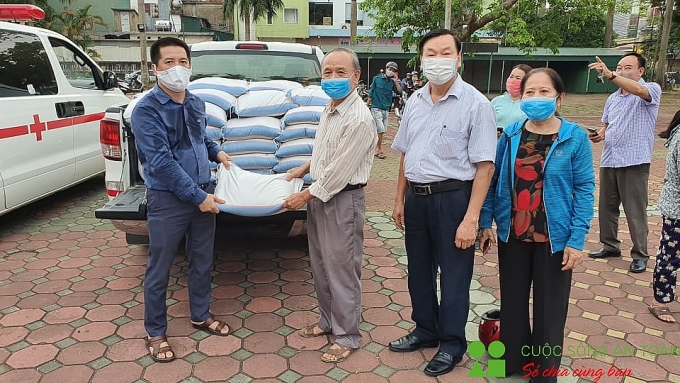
[360, 0, 631, 54]
[51, 4, 107, 59]
[222, 0, 285, 41]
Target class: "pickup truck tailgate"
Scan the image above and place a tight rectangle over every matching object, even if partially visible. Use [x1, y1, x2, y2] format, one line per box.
[95, 186, 146, 220]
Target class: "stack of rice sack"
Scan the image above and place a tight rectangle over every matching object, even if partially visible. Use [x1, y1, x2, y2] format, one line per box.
[274, 85, 330, 184]
[222, 80, 301, 173]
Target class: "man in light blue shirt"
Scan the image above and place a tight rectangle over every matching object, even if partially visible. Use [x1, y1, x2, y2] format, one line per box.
[388, 29, 497, 377]
[587, 53, 662, 274]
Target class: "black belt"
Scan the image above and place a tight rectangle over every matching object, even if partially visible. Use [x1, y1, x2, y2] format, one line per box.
[198, 183, 213, 190]
[407, 179, 471, 196]
[340, 183, 367, 192]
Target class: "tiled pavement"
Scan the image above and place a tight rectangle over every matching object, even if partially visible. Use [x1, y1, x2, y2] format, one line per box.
[1, 111, 679, 383]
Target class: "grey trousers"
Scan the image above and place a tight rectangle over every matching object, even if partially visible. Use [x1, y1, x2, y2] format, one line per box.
[598, 164, 650, 260]
[307, 188, 365, 349]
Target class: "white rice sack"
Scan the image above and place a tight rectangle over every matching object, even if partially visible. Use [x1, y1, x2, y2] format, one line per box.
[249, 80, 304, 92]
[221, 139, 278, 155]
[224, 117, 282, 141]
[272, 155, 311, 173]
[286, 86, 330, 107]
[205, 102, 227, 128]
[230, 153, 278, 170]
[275, 138, 314, 158]
[276, 123, 317, 143]
[188, 77, 248, 97]
[123, 90, 152, 122]
[237, 90, 298, 117]
[214, 164, 303, 216]
[191, 88, 237, 113]
[282, 105, 324, 125]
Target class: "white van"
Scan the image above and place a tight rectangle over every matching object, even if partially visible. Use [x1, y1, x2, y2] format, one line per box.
[0, 20, 129, 216]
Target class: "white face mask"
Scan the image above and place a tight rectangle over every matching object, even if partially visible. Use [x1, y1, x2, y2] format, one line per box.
[156, 65, 192, 92]
[422, 57, 457, 85]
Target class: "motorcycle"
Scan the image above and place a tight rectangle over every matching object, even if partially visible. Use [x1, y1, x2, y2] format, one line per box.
[119, 70, 145, 94]
[357, 80, 369, 101]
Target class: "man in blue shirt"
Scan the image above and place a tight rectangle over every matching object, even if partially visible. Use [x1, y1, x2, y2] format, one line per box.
[131, 37, 233, 363]
[367, 61, 401, 159]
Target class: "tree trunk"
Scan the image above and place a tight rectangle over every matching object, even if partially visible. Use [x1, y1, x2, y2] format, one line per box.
[655, 0, 674, 86]
[350, 0, 357, 44]
[445, 0, 451, 29]
[604, 3, 614, 48]
[244, 13, 251, 41]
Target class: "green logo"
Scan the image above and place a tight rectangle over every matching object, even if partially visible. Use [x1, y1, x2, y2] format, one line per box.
[468, 340, 506, 378]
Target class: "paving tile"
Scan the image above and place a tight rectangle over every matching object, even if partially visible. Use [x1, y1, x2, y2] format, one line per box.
[25, 323, 73, 345]
[41, 364, 93, 382]
[281, 295, 317, 311]
[243, 332, 285, 354]
[367, 326, 408, 346]
[242, 354, 288, 378]
[104, 339, 147, 362]
[15, 293, 59, 310]
[246, 297, 281, 313]
[72, 322, 117, 341]
[246, 284, 280, 297]
[143, 359, 192, 383]
[287, 331, 329, 351]
[95, 290, 135, 305]
[337, 348, 380, 373]
[197, 334, 242, 356]
[90, 361, 143, 383]
[377, 348, 424, 369]
[0, 368, 41, 383]
[56, 341, 106, 365]
[289, 350, 334, 375]
[193, 356, 240, 382]
[362, 308, 401, 326]
[341, 372, 388, 383]
[43, 307, 86, 325]
[6, 344, 58, 368]
[0, 327, 29, 347]
[244, 313, 284, 332]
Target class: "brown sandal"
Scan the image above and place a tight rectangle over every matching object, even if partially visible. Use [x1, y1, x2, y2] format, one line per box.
[146, 335, 176, 363]
[299, 324, 330, 338]
[321, 342, 356, 363]
[191, 314, 230, 336]
[648, 305, 676, 323]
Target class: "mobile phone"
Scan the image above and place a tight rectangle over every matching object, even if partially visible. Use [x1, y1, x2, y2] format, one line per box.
[587, 127, 598, 135]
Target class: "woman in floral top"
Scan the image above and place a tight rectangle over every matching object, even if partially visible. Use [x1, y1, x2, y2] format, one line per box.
[648, 110, 680, 323]
[479, 68, 595, 383]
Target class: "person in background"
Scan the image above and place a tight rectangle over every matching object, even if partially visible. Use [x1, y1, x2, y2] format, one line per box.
[132, 37, 234, 363]
[491, 64, 532, 133]
[479, 68, 595, 382]
[389, 29, 497, 377]
[587, 53, 662, 273]
[284, 47, 377, 363]
[367, 61, 402, 159]
[648, 110, 680, 323]
[412, 71, 423, 88]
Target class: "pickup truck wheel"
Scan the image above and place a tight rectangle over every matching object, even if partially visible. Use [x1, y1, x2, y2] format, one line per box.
[126, 233, 149, 245]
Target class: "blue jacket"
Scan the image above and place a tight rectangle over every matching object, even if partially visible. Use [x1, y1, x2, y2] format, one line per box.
[480, 118, 595, 253]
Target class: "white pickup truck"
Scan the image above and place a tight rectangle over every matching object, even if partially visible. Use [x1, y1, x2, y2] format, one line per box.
[94, 41, 324, 244]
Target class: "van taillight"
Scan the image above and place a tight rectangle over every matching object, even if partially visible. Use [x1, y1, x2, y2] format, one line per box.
[100, 118, 122, 161]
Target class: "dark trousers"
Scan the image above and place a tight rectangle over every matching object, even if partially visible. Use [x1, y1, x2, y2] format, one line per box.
[599, 164, 650, 260]
[307, 188, 365, 349]
[498, 236, 572, 383]
[653, 216, 680, 303]
[144, 188, 216, 337]
[403, 184, 475, 358]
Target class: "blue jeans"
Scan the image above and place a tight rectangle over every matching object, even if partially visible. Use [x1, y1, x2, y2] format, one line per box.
[144, 187, 216, 337]
[371, 107, 388, 134]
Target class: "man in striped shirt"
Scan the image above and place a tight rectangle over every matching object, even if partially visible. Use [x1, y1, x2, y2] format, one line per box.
[587, 53, 662, 274]
[283, 47, 377, 363]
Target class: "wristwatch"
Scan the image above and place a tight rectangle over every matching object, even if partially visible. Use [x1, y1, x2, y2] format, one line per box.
[608, 72, 617, 81]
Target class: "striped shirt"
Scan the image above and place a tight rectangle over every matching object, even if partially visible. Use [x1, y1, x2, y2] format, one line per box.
[391, 77, 497, 183]
[600, 79, 661, 168]
[308, 90, 378, 202]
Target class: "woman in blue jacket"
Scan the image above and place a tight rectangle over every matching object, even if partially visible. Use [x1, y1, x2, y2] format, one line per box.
[479, 68, 595, 382]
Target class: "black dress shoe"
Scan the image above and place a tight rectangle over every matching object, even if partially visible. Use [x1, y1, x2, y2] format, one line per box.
[388, 333, 438, 353]
[629, 259, 647, 273]
[424, 351, 461, 377]
[588, 248, 622, 259]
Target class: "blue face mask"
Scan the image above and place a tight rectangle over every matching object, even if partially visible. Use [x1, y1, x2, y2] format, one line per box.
[321, 77, 353, 99]
[520, 97, 557, 121]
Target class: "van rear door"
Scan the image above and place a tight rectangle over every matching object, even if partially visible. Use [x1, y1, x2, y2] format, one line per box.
[0, 27, 75, 209]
